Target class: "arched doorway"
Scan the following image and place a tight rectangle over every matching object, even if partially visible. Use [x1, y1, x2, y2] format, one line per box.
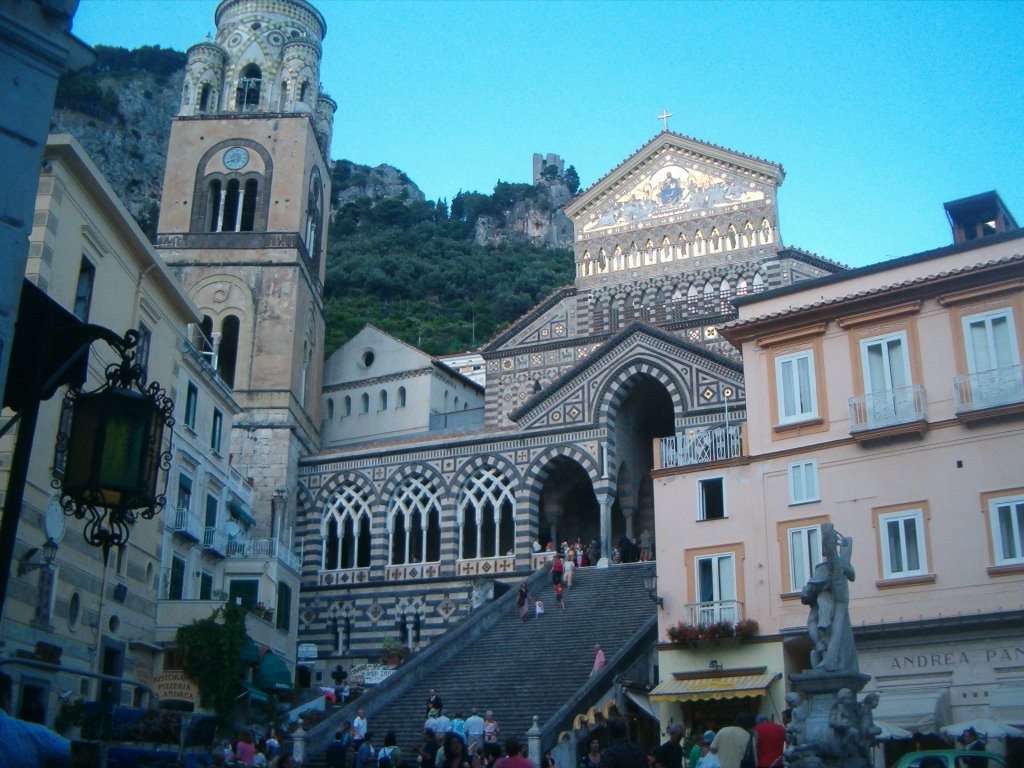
[609, 373, 675, 554]
[537, 456, 599, 552]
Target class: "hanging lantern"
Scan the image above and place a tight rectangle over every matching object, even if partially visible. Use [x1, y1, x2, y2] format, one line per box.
[53, 330, 174, 560]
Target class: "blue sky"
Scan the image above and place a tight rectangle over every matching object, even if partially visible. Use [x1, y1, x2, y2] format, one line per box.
[73, 0, 1023, 267]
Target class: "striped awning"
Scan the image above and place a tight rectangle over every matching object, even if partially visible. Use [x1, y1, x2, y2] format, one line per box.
[650, 672, 780, 702]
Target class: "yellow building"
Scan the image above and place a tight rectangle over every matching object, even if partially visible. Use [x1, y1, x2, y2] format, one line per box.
[2, 134, 198, 721]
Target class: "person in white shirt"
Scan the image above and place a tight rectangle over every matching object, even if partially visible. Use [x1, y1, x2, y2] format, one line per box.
[464, 708, 485, 744]
[353, 709, 369, 747]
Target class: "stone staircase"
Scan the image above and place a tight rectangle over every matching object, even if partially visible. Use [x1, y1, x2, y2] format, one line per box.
[301, 562, 658, 766]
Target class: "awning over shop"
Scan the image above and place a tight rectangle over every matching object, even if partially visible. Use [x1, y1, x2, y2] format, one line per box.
[650, 672, 780, 702]
[254, 651, 293, 692]
[870, 689, 951, 735]
[240, 637, 261, 665]
[227, 498, 255, 527]
[624, 689, 659, 721]
[243, 683, 269, 704]
[991, 686, 1024, 727]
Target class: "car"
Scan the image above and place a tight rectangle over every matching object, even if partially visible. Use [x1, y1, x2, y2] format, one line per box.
[892, 750, 1007, 768]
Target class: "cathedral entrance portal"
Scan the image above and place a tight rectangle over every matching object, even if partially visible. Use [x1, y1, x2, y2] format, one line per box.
[609, 373, 674, 555]
[536, 456, 599, 554]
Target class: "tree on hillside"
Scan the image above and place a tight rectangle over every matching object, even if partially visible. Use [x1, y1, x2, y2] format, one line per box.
[565, 165, 581, 195]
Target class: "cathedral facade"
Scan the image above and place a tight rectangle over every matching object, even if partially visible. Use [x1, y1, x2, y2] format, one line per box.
[295, 130, 845, 669]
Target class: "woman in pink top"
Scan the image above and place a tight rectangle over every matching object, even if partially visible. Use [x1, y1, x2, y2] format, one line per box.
[235, 729, 257, 765]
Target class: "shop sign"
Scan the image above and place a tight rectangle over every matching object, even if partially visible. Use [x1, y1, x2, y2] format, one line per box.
[154, 671, 198, 703]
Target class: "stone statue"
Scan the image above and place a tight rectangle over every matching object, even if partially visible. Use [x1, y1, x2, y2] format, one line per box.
[801, 524, 857, 673]
[789, 527, 876, 768]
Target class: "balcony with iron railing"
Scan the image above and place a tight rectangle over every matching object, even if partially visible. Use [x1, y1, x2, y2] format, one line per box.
[848, 384, 927, 441]
[683, 599, 744, 626]
[170, 506, 201, 543]
[953, 364, 1024, 421]
[657, 424, 745, 469]
[225, 538, 300, 572]
[203, 527, 227, 558]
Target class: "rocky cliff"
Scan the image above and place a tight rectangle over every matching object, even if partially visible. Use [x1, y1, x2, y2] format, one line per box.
[474, 175, 574, 249]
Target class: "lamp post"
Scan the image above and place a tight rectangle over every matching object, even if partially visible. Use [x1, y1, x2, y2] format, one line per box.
[643, 572, 664, 608]
[0, 286, 173, 622]
[53, 328, 174, 561]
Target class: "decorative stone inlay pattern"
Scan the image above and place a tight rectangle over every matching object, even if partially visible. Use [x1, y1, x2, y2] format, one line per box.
[385, 564, 441, 581]
[319, 568, 371, 586]
[455, 557, 515, 576]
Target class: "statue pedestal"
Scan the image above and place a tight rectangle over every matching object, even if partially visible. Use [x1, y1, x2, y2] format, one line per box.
[786, 671, 873, 768]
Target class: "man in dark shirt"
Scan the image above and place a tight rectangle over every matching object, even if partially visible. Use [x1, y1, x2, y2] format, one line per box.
[325, 729, 350, 768]
[602, 718, 646, 768]
[654, 724, 685, 768]
[426, 689, 444, 717]
[418, 728, 440, 768]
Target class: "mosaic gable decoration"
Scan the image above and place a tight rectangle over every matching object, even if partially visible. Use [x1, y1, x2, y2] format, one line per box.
[581, 157, 769, 235]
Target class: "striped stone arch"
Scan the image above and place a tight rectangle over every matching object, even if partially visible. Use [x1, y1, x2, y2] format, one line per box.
[520, 443, 601, 510]
[593, 354, 687, 435]
[313, 470, 379, 515]
[449, 453, 523, 495]
[379, 462, 449, 503]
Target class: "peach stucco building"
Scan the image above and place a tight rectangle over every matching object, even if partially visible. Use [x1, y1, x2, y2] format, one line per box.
[649, 193, 1024, 746]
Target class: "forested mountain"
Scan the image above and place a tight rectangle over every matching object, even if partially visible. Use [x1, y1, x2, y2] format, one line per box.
[51, 46, 578, 358]
[324, 193, 574, 356]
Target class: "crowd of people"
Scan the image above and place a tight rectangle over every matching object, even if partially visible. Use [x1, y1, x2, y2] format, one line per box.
[532, 531, 656, 568]
[325, 694, 513, 768]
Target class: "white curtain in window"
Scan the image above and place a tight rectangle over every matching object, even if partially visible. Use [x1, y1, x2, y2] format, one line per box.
[995, 499, 1024, 562]
[967, 313, 1016, 372]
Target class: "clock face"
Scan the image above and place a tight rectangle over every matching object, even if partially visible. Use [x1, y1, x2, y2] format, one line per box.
[224, 147, 250, 170]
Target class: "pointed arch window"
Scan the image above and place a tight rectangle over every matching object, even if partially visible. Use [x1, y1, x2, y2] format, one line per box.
[343, 396, 352, 416]
[218, 315, 239, 387]
[240, 179, 258, 231]
[388, 476, 442, 565]
[278, 80, 290, 111]
[299, 81, 310, 103]
[305, 168, 324, 270]
[206, 179, 222, 232]
[198, 83, 212, 113]
[397, 387, 407, 408]
[361, 393, 370, 414]
[458, 467, 515, 559]
[379, 389, 388, 411]
[236, 64, 262, 111]
[326, 399, 334, 420]
[323, 485, 372, 570]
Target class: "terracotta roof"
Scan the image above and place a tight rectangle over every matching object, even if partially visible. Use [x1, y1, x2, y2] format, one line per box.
[573, 130, 784, 203]
[722, 252, 1024, 332]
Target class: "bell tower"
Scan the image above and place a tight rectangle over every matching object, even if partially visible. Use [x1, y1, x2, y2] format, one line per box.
[156, 0, 335, 537]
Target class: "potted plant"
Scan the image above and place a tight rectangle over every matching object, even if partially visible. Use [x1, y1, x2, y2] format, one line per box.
[705, 620, 735, 641]
[380, 637, 410, 666]
[734, 618, 759, 640]
[666, 620, 703, 645]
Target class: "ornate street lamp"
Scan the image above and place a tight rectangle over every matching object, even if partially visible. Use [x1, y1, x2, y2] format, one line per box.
[52, 329, 174, 560]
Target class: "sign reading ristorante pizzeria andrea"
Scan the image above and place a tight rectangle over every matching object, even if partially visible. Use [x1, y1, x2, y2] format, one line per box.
[154, 670, 198, 703]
